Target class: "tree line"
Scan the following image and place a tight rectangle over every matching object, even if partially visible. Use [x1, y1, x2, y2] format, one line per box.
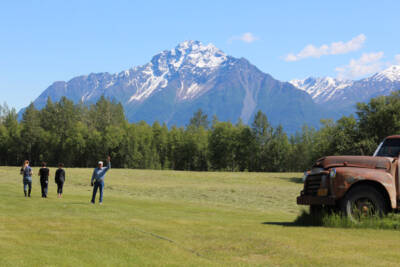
[1, 92, 400, 171]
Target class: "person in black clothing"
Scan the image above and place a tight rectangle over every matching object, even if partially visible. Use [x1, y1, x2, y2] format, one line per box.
[38, 162, 50, 198]
[55, 163, 65, 198]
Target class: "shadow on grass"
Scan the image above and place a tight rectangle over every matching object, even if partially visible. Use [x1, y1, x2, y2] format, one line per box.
[263, 210, 400, 230]
[261, 221, 304, 227]
[262, 211, 323, 227]
[279, 177, 303, 184]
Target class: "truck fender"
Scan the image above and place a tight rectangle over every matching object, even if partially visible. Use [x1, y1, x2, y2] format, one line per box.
[334, 167, 396, 209]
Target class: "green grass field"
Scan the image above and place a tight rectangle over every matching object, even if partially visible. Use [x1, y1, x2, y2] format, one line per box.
[1, 167, 400, 266]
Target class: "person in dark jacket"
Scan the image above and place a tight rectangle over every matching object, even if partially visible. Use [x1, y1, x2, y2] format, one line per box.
[55, 163, 65, 198]
[38, 162, 50, 198]
[20, 160, 33, 197]
[91, 156, 111, 204]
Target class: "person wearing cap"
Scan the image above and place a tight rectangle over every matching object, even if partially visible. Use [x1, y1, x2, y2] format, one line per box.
[90, 156, 111, 204]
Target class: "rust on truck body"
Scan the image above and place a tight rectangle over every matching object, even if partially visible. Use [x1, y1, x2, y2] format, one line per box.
[333, 167, 397, 209]
[297, 136, 400, 212]
[314, 155, 392, 170]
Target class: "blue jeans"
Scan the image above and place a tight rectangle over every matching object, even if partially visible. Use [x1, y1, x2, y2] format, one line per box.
[23, 179, 32, 196]
[91, 180, 104, 203]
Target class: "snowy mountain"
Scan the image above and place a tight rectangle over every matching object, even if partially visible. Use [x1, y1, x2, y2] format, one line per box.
[290, 77, 353, 104]
[26, 40, 333, 133]
[34, 41, 228, 108]
[290, 65, 400, 111]
[370, 65, 400, 82]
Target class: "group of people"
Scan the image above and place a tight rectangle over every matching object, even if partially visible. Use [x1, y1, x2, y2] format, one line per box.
[20, 156, 111, 204]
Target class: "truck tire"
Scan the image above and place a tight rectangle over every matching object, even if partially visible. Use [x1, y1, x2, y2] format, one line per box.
[341, 185, 388, 222]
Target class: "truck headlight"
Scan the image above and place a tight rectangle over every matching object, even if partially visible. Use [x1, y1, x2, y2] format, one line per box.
[302, 171, 308, 182]
[329, 168, 336, 179]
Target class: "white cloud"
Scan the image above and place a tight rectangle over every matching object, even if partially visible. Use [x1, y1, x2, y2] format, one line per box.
[240, 32, 258, 43]
[335, 52, 384, 79]
[228, 32, 259, 44]
[395, 54, 400, 65]
[285, 34, 366, 61]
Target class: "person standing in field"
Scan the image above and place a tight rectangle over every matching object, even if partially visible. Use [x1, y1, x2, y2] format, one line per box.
[20, 160, 33, 197]
[91, 156, 111, 204]
[38, 162, 50, 198]
[55, 163, 65, 198]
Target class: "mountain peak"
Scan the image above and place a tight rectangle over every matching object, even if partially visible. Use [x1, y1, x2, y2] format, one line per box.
[125, 41, 229, 102]
[165, 40, 227, 69]
[175, 40, 217, 52]
[175, 40, 202, 49]
[371, 65, 400, 82]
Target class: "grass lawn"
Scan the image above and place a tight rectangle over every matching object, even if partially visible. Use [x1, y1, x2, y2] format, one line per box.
[1, 166, 400, 266]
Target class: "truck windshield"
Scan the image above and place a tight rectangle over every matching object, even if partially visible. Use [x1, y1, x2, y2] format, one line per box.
[375, 138, 400, 157]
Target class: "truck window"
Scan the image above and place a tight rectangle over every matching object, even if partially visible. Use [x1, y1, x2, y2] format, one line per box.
[375, 138, 400, 157]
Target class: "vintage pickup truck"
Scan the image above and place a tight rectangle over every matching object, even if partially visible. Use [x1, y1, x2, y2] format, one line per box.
[297, 135, 400, 220]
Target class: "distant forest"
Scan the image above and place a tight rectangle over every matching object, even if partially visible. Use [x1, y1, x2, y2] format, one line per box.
[1, 92, 400, 171]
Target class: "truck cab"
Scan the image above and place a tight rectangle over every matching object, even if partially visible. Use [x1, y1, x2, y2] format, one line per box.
[297, 135, 400, 220]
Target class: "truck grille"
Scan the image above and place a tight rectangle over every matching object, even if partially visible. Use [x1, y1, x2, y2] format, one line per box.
[304, 174, 323, 196]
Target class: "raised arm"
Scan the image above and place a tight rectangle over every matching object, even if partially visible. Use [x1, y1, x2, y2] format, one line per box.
[104, 156, 111, 172]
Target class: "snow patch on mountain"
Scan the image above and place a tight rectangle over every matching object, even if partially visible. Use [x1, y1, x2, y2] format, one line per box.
[177, 81, 202, 100]
[129, 64, 169, 102]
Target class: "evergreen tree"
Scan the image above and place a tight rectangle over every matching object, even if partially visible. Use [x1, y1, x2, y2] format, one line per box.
[234, 124, 256, 171]
[20, 103, 44, 165]
[189, 109, 209, 129]
[209, 121, 237, 170]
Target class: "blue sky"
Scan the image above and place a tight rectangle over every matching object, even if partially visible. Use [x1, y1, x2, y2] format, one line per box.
[1, 0, 400, 110]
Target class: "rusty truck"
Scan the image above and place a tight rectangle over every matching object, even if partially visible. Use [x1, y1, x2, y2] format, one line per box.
[297, 135, 400, 220]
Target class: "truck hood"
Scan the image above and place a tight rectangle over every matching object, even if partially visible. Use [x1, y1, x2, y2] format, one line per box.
[314, 155, 392, 171]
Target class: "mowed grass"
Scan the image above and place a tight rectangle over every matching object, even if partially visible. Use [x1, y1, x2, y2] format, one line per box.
[1, 167, 400, 266]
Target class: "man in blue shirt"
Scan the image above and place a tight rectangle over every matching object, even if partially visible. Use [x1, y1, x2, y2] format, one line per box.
[91, 156, 111, 204]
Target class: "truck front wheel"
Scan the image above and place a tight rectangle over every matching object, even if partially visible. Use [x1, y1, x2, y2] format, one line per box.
[341, 185, 388, 222]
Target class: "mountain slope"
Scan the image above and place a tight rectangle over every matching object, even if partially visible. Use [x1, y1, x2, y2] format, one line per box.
[25, 41, 334, 133]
